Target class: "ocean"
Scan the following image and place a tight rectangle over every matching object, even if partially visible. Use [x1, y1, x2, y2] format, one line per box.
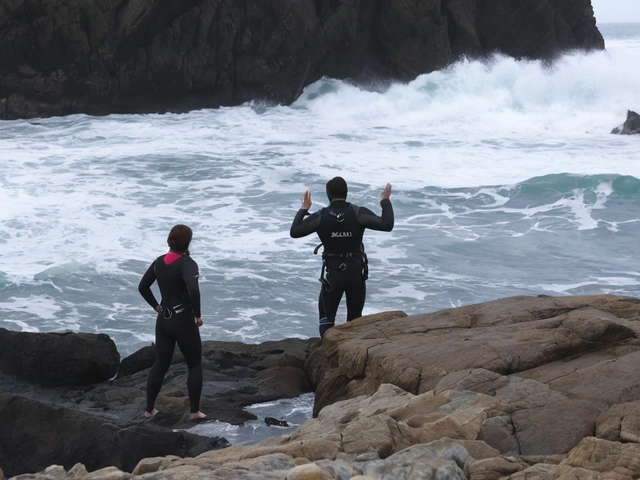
[1, 22, 639, 441]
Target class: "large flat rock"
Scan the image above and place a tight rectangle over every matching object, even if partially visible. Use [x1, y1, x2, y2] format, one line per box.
[306, 295, 640, 455]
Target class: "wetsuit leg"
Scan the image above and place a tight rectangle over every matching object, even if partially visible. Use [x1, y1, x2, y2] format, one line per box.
[146, 315, 176, 413]
[172, 313, 203, 413]
[318, 278, 344, 338]
[345, 278, 366, 321]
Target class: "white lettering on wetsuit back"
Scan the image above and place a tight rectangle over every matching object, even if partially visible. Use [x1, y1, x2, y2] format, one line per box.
[331, 232, 352, 238]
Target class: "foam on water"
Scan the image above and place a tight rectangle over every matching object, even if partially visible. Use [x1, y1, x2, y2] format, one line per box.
[1, 24, 640, 354]
[185, 393, 315, 445]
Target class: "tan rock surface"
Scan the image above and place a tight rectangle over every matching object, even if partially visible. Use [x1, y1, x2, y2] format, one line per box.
[467, 456, 530, 480]
[198, 383, 498, 466]
[559, 437, 640, 477]
[596, 401, 640, 443]
[307, 295, 640, 456]
[285, 463, 333, 480]
[13, 295, 640, 480]
[505, 463, 558, 480]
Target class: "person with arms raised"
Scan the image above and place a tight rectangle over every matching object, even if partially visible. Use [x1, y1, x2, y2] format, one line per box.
[290, 177, 394, 337]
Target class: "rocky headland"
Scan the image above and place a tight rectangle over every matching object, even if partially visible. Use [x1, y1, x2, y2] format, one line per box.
[4, 294, 640, 479]
[0, 0, 604, 119]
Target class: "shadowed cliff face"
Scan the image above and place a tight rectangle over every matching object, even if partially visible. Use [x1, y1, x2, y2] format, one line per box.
[0, 0, 604, 119]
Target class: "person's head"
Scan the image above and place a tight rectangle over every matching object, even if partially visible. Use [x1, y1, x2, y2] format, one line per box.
[326, 176, 348, 202]
[167, 224, 192, 254]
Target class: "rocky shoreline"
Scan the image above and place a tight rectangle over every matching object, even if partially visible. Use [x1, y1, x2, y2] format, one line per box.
[4, 294, 640, 479]
[0, 0, 604, 119]
[0, 330, 318, 477]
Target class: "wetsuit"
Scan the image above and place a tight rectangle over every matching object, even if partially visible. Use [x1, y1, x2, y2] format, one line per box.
[290, 199, 394, 337]
[138, 253, 202, 413]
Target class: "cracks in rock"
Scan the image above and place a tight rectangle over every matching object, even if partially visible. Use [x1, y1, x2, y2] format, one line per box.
[558, 319, 595, 345]
[363, 343, 373, 378]
[483, 342, 511, 375]
[534, 366, 579, 385]
[545, 357, 620, 389]
[525, 306, 578, 322]
[374, 323, 395, 342]
[559, 316, 630, 348]
[510, 416, 523, 455]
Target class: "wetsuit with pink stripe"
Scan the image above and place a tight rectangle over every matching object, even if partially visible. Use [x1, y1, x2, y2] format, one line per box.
[138, 252, 202, 413]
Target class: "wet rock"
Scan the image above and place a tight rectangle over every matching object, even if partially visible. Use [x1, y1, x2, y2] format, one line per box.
[0, 335, 319, 477]
[611, 110, 640, 135]
[0, 393, 227, 478]
[0, 0, 604, 119]
[265, 417, 290, 427]
[0, 328, 120, 386]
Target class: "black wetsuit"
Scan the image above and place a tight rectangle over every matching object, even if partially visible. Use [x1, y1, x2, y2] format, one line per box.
[138, 254, 202, 413]
[290, 199, 394, 337]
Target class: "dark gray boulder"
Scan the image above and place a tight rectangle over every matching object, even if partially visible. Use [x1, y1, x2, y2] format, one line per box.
[0, 393, 228, 478]
[0, 328, 120, 386]
[611, 110, 640, 135]
[112, 338, 319, 428]
[0, 333, 321, 476]
[0, 0, 604, 119]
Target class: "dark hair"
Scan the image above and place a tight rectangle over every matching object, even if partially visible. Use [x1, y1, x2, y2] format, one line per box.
[167, 224, 192, 254]
[326, 176, 348, 201]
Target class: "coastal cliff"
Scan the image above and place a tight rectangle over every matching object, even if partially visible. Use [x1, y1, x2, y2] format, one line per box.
[0, 0, 604, 119]
[4, 294, 640, 479]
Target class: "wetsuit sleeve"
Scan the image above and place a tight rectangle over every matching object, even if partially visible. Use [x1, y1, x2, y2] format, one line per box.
[290, 210, 321, 238]
[182, 259, 201, 318]
[357, 199, 394, 231]
[138, 261, 159, 309]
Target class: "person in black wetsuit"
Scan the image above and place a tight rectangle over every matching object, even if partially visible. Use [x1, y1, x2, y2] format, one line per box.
[138, 224, 206, 421]
[290, 177, 394, 337]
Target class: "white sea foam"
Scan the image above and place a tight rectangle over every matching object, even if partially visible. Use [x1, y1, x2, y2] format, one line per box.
[2, 319, 40, 332]
[1, 25, 640, 353]
[185, 392, 314, 445]
[0, 295, 62, 320]
[537, 274, 640, 294]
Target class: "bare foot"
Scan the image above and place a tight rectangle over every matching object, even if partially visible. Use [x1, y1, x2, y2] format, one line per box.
[144, 408, 159, 419]
[190, 411, 206, 421]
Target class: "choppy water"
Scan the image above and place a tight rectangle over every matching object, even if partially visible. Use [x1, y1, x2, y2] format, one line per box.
[1, 21, 639, 444]
[1, 23, 639, 358]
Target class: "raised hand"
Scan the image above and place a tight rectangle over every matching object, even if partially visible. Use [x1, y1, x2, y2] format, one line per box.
[380, 183, 392, 200]
[301, 190, 312, 210]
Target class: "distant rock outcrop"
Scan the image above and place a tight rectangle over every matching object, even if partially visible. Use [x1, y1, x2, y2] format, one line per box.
[611, 110, 640, 135]
[0, 0, 604, 119]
